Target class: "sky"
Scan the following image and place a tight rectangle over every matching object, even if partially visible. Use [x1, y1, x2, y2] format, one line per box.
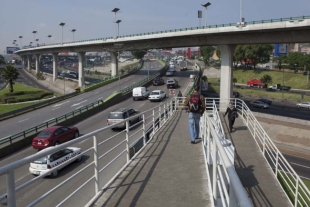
[1, 0, 310, 54]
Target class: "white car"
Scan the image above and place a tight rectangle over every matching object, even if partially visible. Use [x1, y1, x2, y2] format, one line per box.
[168, 68, 176, 72]
[296, 102, 310, 109]
[166, 71, 173, 76]
[29, 147, 82, 177]
[149, 90, 166, 102]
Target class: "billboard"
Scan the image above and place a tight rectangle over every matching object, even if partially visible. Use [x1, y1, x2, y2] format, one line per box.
[6, 47, 20, 54]
[274, 44, 287, 56]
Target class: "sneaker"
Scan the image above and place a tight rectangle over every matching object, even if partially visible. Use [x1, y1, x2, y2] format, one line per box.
[191, 141, 195, 144]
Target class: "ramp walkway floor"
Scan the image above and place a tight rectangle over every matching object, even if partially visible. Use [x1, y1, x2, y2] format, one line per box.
[92, 111, 212, 207]
[220, 113, 292, 207]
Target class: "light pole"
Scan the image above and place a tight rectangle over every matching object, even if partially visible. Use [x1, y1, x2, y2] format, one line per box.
[201, 2, 211, 27]
[240, 0, 243, 23]
[36, 39, 39, 46]
[59, 22, 65, 45]
[112, 8, 120, 38]
[30, 42, 33, 47]
[71, 29, 76, 41]
[116, 20, 121, 37]
[278, 59, 284, 99]
[48, 35, 52, 43]
[19, 36, 23, 48]
[32, 31, 37, 42]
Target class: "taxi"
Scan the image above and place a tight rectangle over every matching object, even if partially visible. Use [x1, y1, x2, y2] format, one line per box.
[29, 147, 82, 177]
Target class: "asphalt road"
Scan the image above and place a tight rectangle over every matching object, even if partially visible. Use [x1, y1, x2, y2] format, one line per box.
[0, 60, 163, 140]
[0, 68, 194, 206]
[283, 153, 310, 181]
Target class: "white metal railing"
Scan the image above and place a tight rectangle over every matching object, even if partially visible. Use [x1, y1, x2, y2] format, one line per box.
[205, 98, 310, 207]
[200, 100, 253, 207]
[0, 99, 175, 207]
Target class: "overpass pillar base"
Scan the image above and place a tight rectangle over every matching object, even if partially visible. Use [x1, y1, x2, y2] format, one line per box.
[35, 54, 40, 75]
[109, 51, 118, 77]
[27, 55, 32, 70]
[78, 52, 86, 87]
[52, 53, 58, 82]
[219, 45, 235, 112]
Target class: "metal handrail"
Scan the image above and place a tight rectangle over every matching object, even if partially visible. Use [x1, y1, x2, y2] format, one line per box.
[0, 98, 175, 206]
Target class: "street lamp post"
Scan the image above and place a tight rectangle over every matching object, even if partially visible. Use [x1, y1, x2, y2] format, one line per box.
[19, 36, 23, 48]
[36, 39, 39, 46]
[201, 2, 211, 27]
[32, 31, 37, 42]
[48, 35, 52, 43]
[71, 29, 76, 41]
[240, 0, 243, 23]
[116, 20, 121, 38]
[112, 8, 120, 38]
[59, 22, 66, 45]
[278, 60, 284, 99]
[30, 42, 33, 47]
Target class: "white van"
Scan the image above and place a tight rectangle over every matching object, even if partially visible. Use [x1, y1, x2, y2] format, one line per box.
[132, 87, 150, 101]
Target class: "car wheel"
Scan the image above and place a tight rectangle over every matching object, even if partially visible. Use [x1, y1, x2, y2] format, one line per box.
[76, 155, 82, 162]
[50, 169, 58, 178]
[74, 131, 79, 139]
[133, 97, 136, 101]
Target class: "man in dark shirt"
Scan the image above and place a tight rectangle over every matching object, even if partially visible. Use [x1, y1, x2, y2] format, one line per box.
[224, 102, 237, 133]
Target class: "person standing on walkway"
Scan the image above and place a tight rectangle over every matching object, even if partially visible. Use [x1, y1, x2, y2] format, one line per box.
[184, 85, 205, 144]
[224, 102, 238, 133]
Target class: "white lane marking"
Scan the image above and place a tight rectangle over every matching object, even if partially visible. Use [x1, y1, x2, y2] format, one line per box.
[52, 107, 60, 111]
[95, 91, 99, 94]
[71, 100, 87, 107]
[79, 139, 87, 144]
[16, 174, 29, 182]
[97, 97, 103, 100]
[19, 118, 29, 123]
[138, 103, 145, 108]
[300, 175, 310, 180]
[52, 101, 70, 108]
[290, 162, 310, 169]
[76, 106, 84, 109]
[45, 118, 54, 122]
[77, 98, 84, 101]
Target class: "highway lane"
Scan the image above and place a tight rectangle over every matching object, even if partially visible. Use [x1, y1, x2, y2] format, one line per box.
[283, 153, 310, 181]
[0, 69, 194, 206]
[0, 60, 163, 140]
[17, 69, 50, 90]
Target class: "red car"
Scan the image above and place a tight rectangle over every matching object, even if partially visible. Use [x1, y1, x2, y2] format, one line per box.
[32, 126, 79, 150]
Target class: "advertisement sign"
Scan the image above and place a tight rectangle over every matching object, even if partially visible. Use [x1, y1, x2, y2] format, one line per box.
[274, 44, 287, 56]
[6, 47, 20, 54]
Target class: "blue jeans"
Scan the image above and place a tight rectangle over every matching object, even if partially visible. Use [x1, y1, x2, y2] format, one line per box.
[188, 112, 201, 142]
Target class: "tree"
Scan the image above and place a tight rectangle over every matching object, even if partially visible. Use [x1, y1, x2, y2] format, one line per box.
[244, 44, 273, 70]
[234, 45, 246, 65]
[131, 50, 147, 60]
[200, 46, 215, 65]
[216, 48, 221, 59]
[260, 75, 272, 86]
[233, 77, 237, 86]
[0, 65, 19, 93]
[201, 75, 208, 81]
[0, 55, 5, 64]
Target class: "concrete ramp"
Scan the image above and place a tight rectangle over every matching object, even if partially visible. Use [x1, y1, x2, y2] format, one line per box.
[92, 111, 212, 207]
[220, 113, 292, 207]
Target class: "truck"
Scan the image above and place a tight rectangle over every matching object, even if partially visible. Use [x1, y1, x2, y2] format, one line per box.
[246, 79, 267, 88]
[268, 84, 291, 91]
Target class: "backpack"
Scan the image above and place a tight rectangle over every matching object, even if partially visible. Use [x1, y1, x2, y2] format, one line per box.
[231, 109, 238, 120]
[188, 94, 201, 113]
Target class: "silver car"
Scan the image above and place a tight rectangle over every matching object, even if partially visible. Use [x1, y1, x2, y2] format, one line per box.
[107, 108, 141, 129]
[249, 101, 269, 109]
[296, 102, 310, 109]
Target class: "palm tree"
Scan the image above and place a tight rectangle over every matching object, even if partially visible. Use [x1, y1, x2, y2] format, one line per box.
[260, 75, 272, 87]
[0, 65, 19, 93]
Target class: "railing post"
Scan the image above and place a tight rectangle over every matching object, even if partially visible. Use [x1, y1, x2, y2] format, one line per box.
[246, 113, 249, 126]
[142, 114, 146, 146]
[263, 133, 266, 155]
[170, 98, 173, 116]
[253, 122, 256, 139]
[6, 170, 16, 207]
[212, 134, 218, 206]
[93, 135, 100, 194]
[158, 105, 161, 128]
[294, 178, 299, 207]
[126, 121, 130, 162]
[275, 150, 279, 177]
[152, 109, 155, 133]
[164, 103, 166, 123]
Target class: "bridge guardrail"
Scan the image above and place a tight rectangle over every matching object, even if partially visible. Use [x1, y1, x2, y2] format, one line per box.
[200, 100, 253, 207]
[0, 98, 175, 206]
[0, 92, 78, 121]
[17, 15, 310, 48]
[207, 98, 310, 207]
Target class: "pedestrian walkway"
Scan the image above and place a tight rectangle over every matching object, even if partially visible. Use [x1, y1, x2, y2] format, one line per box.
[220, 114, 292, 207]
[92, 111, 212, 207]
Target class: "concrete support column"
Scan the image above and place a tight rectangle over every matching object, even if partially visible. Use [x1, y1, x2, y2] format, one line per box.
[35, 54, 40, 74]
[27, 55, 31, 70]
[109, 51, 118, 77]
[219, 45, 235, 112]
[21, 56, 25, 67]
[77, 52, 85, 87]
[52, 53, 58, 81]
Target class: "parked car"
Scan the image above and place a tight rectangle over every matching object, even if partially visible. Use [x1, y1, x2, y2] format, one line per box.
[153, 77, 165, 86]
[32, 126, 80, 150]
[29, 147, 82, 177]
[168, 67, 176, 72]
[132, 87, 150, 100]
[107, 108, 141, 129]
[167, 78, 179, 89]
[268, 84, 291, 91]
[149, 90, 166, 102]
[166, 71, 173, 76]
[296, 102, 310, 109]
[246, 79, 267, 88]
[249, 101, 269, 109]
[257, 98, 272, 105]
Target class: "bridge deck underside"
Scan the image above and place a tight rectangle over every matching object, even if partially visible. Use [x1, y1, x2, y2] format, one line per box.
[92, 111, 211, 207]
[220, 113, 292, 207]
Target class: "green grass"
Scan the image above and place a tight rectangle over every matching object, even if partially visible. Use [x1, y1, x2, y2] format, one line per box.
[0, 102, 41, 114]
[232, 68, 309, 89]
[0, 83, 43, 96]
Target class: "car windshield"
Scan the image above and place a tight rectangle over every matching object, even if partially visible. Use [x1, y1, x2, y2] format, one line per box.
[32, 157, 47, 164]
[151, 92, 160, 95]
[37, 131, 52, 138]
[167, 80, 174, 83]
[109, 112, 124, 119]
